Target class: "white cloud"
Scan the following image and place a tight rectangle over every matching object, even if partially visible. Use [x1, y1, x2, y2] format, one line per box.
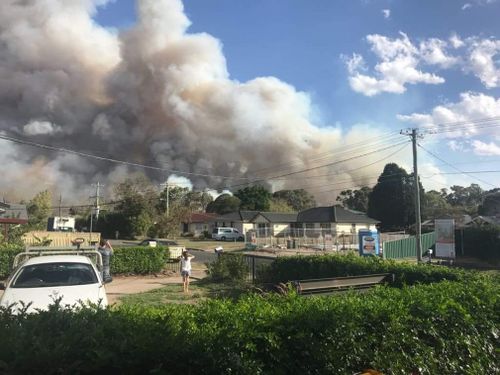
[345, 32, 500, 95]
[449, 34, 465, 48]
[419, 163, 448, 191]
[471, 140, 500, 155]
[341, 53, 366, 75]
[23, 120, 61, 135]
[462, 3, 472, 10]
[382, 9, 391, 19]
[467, 38, 500, 88]
[398, 92, 500, 142]
[419, 38, 459, 68]
[345, 32, 445, 96]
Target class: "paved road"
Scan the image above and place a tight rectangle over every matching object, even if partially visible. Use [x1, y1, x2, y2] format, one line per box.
[186, 248, 217, 265]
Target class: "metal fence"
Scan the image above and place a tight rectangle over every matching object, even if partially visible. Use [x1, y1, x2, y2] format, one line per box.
[242, 254, 275, 282]
[252, 228, 359, 251]
[383, 232, 436, 259]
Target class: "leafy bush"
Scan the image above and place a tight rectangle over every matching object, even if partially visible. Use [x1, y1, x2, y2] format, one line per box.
[259, 253, 472, 286]
[111, 246, 170, 275]
[0, 246, 169, 279]
[205, 253, 248, 283]
[0, 245, 23, 279]
[0, 279, 497, 374]
[463, 225, 500, 263]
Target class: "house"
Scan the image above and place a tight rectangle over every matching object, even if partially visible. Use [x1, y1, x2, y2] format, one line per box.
[0, 202, 28, 240]
[214, 205, 378, 240]
[295, 205, 379, 238]
[469, 215, 500, 227]
[181, 212, 218, 237]
[214, 210, 260, 235]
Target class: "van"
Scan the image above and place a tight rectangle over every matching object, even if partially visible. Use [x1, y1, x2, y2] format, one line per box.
[212, 227, 244, 241]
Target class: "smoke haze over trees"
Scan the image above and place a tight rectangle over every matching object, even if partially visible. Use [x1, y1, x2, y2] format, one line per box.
[0, 0, 386, 204]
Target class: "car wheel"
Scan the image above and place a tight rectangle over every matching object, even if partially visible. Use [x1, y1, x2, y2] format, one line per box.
[221, 236, 226, 241]
[238, 236, 244, 241]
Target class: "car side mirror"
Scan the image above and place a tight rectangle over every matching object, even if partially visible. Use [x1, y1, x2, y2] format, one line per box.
[0, 282, 5, 290]
[104, 276, 113, 284]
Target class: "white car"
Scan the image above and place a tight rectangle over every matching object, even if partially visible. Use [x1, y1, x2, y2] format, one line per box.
[0, 255, 108, 313]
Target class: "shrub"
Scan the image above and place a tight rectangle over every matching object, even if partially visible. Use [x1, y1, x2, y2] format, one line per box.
[463, 225, 500, 263]
[259, 253, 472, 286]
[205, 253, 248, 283]
[0, 279, 497, 374]
[0, 245, 23, 279]
[0, 245, 169, 279]
[111, 246, 170, 275]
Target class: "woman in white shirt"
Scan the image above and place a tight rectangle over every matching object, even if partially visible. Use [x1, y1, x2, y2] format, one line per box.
[180, 250, 195, 293]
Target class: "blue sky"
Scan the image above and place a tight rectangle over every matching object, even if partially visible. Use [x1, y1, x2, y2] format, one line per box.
[92, 0, 500, 191]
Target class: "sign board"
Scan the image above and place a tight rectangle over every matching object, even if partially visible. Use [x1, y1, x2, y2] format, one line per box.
[358, 230, 380, 256]
[324, 234, 333, 250]
[435, 219, 455, 259]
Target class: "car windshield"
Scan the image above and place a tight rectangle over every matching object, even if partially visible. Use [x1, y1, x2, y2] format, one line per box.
[12, 262, 98, 288]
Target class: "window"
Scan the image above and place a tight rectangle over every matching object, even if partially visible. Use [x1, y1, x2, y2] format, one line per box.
[13, 262, 98, 288]
[320, 223, 332, 234]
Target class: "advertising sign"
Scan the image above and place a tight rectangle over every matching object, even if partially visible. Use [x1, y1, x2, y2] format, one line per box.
[435, 219, 455, 259]
[358, 230, 380, 256]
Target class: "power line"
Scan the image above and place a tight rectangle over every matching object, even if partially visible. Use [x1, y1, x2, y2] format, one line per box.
[418, 143, 497, 188]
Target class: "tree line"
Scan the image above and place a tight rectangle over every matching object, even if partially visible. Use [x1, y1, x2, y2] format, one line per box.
[3, 162, 498, 241]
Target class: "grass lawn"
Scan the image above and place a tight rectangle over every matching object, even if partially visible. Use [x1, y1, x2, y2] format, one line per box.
[119, 280, 252, 307]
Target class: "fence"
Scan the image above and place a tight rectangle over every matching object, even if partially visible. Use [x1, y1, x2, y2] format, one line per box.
[242, 254, 275, 282]
[22, 231, 101, 247]
[252, 228, 359, 251]
[383, 232, 436, 259]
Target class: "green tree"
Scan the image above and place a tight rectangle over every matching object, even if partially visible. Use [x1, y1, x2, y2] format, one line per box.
[336, 187, 372, 212]
[368, 163, 422, 231]
[206, 194, 241, 215]
[422, 190, 453, 219]
[235, 186, 272, 211]
[478, 189, 500, 216]
[269, 198, 295, 212]
[272, 189, 316, 211]
[27, 190, 52, 230]
[113, 176, 158, 238]
[446, 184, 484, 214]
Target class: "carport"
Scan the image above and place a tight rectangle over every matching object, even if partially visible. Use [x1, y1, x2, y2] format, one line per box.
[0, 202, 28, 240]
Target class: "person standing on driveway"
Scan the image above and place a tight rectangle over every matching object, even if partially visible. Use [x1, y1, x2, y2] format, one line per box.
[98, 238, 113, 283]
[180, 250, 195, 293]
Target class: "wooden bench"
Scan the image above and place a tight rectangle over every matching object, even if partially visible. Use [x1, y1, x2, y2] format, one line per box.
[293, 273, 394, 295]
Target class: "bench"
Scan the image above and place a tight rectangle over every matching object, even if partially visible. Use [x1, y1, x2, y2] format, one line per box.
[293, 273, 394, 295]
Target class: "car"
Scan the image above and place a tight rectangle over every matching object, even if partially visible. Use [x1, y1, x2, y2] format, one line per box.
[138, 239, 179, 247]
[0, 254, 109, 314]
[212, 227, 244, 241]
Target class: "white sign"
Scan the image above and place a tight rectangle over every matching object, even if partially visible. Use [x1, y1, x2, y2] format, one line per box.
[435, 219, 455, 259]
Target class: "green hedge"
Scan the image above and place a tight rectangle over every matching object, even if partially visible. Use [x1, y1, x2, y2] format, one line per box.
[0, 279, 498, 374]
[0, 246, 169, 279]
[0, 245, 23, 279]
[463, 226, 500, 263]
[260, 254, 471, 286]
[110, 246, 170, 275]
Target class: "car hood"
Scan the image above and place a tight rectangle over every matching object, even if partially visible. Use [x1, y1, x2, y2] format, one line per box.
[0, 284, 108, 314]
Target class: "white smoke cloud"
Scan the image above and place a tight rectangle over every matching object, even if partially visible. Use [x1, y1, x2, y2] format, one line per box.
[23, 120, 61, 135]
[0, 0, 390, 204]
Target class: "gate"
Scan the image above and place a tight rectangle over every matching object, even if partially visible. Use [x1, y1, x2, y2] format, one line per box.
[383, 232, 436, 259]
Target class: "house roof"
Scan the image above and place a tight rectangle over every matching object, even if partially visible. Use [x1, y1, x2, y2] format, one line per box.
[0, 203, 28, 224]
[216, 210, 260, 222]
[187, 212, 217, 223]
[257, 212, 298, 223]
[297, 205, 379, 224]
[471, 215, 500, 226]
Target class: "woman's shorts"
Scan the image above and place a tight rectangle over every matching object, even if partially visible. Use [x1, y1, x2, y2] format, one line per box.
[181, 270, 191, 277]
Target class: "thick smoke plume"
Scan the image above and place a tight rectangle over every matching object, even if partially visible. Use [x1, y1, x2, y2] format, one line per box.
[0, 0, 386, 204]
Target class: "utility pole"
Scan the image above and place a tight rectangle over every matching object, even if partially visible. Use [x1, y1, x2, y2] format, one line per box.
[58, 194, 62, 217]
[401, 128, 423, 263]
[160, 181, 172, 217]
[89, 182, 103, 244]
